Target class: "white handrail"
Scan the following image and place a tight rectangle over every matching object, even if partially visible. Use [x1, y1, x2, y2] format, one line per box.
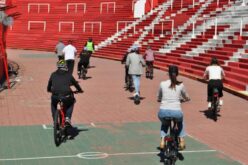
[59, 21, 74, 32]
[152, 19, 174, 36]
[116, 21, 135, 33]
[100, 2, 116, 13]
[242, 0, 246, 6]
[83, 21, 102, 34]
[67, 3, 86, 13]
[28, 21, 46, 31]
[28, 3, 50, 13]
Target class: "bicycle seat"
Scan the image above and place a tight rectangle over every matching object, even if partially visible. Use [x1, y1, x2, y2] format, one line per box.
[163, 117, 182, 122]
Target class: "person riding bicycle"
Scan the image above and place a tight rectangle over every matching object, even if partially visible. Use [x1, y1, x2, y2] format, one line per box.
[203, 57, 225, 109]
[77, 47, 90, 78]
[157, 65, 190, 150]
[144, 45, 154, 79]
[47, 60, 83, 126]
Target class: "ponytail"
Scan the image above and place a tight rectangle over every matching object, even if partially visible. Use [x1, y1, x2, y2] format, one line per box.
[169, 74, 182, 89]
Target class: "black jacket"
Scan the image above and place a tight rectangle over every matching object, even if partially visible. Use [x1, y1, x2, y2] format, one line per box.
[47, 69, 82, 95]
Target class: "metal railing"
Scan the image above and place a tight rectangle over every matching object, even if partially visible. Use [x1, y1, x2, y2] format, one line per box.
[100, 2, 116, 13]
[152, 19, 174, 36]
[83, 21, 102, 34]
[59, 21, 74, 32]
[28, 21, 46, 31]
[28, 3, 50, 13]
[116, 21, 135, 33]
[66, 3, 86, 13]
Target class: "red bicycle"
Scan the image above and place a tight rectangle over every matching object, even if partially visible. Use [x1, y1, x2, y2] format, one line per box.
[53, 92, 80, 146]
[54, 99, 68, 146]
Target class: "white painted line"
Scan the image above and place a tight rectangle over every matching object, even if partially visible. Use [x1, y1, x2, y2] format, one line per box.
[42, 124, 48, 129]
[41, 124, 92, 130]
[90, 122, 96, 127]
[0, 150, 217, 161]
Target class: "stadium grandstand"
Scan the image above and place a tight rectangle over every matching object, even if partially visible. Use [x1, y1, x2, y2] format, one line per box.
[0, 0, 247, 96]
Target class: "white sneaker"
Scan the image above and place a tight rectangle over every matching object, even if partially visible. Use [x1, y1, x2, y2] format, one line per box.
[208, 102, 211, 108]
[219, 100, 223, 106]
[133, 92, 139, 97]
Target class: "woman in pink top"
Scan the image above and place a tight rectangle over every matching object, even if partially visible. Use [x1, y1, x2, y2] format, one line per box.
[144, 46, 155, 79]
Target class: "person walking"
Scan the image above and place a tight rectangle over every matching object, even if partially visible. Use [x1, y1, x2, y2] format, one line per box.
[62, 40, 77, 75]
[54, 39, 65, 61]
[126, 45, 145, 102]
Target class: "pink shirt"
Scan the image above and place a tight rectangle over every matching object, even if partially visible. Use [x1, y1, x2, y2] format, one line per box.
[145, 49, 154, 61]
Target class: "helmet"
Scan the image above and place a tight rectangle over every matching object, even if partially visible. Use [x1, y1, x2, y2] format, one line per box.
[168, 65, 178, 77]
[57, 60, 68, 70]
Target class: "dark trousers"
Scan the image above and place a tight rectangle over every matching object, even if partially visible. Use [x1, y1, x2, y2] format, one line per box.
[207, 79, 223, 101]
[77, 61, 89, 72]
[58, 55, 64, 61]
[125, 66, 129, 84]
[66, 60, 74, 75]
[51, 94, 75, 120]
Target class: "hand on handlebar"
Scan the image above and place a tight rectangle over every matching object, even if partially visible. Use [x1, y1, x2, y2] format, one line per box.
[73, 90, 84, 94]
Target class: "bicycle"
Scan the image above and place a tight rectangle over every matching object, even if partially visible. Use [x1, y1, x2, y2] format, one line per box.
[162, 117, 182, 165]
[53, 92, 80, 146]
[78, 65, 87, 80]
[145, 62, 154, 79]
[210, 88, 220, 121]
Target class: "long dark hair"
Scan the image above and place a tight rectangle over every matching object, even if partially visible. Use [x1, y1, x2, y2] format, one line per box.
[210, 57, 219, 65]
[168, 65, 182, 89]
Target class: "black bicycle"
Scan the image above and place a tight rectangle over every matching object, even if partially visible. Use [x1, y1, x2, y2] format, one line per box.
[145, 62, 154, 79]
[210, 88, 220, 121]
[162, 117, 182, 165]
[78, 65, 87, 79]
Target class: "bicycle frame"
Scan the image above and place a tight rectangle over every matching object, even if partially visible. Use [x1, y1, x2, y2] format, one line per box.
[58, 101, 66, 128]
[163, 118, 180, 165]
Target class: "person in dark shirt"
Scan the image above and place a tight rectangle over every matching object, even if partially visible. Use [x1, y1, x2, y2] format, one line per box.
[77, 47, 90, 77]
[121, 48, 131, 88]
[47, 60, 83, 126]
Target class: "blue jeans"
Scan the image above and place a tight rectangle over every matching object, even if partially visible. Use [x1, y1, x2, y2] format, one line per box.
[132, 75, 141, 95]
[158, 109, 186, 138]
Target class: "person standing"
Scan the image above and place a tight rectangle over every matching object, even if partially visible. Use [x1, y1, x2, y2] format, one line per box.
[54, 39, 65, 61]
[62, 40, 77, 75]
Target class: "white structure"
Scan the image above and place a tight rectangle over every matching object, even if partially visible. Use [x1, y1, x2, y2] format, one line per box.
[134, 0, 146, 18]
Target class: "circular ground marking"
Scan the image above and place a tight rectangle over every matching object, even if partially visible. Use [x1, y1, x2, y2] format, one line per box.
[77, 152, 108, 159]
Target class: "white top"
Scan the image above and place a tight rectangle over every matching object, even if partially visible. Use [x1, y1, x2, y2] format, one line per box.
[205, 65, 224, 80]
[158, 80, 189, 110]
[62, 44, 77, 60]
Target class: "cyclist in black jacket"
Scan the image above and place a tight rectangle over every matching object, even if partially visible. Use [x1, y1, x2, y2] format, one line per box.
[47, 60, 83, 126]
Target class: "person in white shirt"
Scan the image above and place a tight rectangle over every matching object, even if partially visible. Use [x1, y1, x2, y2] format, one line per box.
[157, 65, 190, 150]
[203, 57, 225, 108]
[62, 40, 77, 74]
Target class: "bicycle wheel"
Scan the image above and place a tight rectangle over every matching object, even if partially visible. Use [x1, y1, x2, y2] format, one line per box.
[54, 110, 62, 146]
[212, 98, 218, 121]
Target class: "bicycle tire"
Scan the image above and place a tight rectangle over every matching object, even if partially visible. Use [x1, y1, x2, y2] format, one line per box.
[212, 98, 218, 121]
[54, 110, 62, 147]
